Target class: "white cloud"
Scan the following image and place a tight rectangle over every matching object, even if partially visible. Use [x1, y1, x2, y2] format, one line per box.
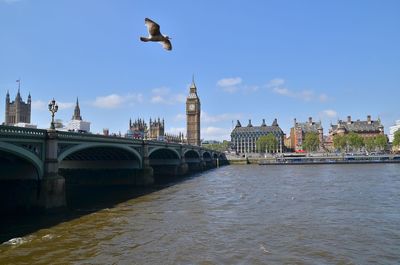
[299, 90, 314, 102]
[268, 78, 330, 102]
[201, 111, 243, 124]
[57, 101, 75, 110]
[319, 93, 328, 102]
[92, 93, 143, 109]
[31, 100, 74, 110]
[174, 113, 186, 122]
[272, 86, 292, 96]
[151, 95, 164, 104]
[217, 77, 242, 87]
[165, 127, 186, 135]
[267, 78, 285, 88]
[201, 126, 231, 141]
[320, 109, 338, 118]
[151, 87, 185, 105]
[220, 86, 239, 93]
[216, 77, 243, 93]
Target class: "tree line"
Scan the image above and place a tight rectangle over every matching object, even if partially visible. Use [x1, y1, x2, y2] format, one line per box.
[207, 129, 400, 154]
[333, 132, 387, 153]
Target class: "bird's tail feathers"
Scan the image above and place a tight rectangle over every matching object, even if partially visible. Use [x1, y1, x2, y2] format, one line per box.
[140, 37, 149, 42]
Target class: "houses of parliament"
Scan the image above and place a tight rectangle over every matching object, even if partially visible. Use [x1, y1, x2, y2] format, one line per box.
[4, 89, 31, 126]
[126, 78, 201, 146]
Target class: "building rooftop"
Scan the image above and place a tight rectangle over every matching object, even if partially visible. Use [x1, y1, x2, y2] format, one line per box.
[231, 119, 283, 137]
[330, 115, 383, 133]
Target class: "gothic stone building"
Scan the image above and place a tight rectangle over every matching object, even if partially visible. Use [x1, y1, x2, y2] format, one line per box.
[4, 89, 31, 125]
[186, 78, 201, 146]
[128, 118, 148, 139]
[329, 115, 384, 139]
[127, 117, 183, 142]
[290, 117, 324, 152]
[231, 119, 285, 154]
[148, 118, 165, 140]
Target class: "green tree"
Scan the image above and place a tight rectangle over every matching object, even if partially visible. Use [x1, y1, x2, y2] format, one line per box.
[347, 132, 364, 152]
[256, 133, 278, 153]
[375, 134, 387, 151]
[205, 140, 230, 152]
[393, 130, 400, 147]
[303, 132, 320, 152]
[364, 137, 376, 152]
[333, 134, 347, 152]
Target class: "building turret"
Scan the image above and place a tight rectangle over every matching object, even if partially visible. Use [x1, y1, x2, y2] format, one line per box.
[247, 119, 253, 127]
[272, 118, 279, 126]
[261, 119, 266, 127]
[189, 75, 197, 95]
[235, 120, 242, 128]
[6, 90, 10, 103]
[15, 88, 23, 106]
[367, 115, 372, 124]
[72, 97, 82, 120]
[27, 92, 31, 104]
[5, 90, 10, 124]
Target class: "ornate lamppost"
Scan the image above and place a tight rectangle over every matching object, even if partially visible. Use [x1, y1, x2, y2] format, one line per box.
[48, 98, 58, 130]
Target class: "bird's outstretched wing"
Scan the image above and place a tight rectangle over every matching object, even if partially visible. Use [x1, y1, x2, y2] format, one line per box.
[161, 39, 172, 51]
[145, 18, 161, 37]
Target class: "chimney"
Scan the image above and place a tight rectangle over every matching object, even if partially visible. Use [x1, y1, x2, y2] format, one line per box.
[308, 117, 312, 124]
[294, 118, 297, 126]
[347, 115, 351, 124]
[261, 119, 266, 127]
[367, 115, 371, 124]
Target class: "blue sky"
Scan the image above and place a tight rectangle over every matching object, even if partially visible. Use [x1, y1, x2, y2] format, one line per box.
[1, 0, 399, 141]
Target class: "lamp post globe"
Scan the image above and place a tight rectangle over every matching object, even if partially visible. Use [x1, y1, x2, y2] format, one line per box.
[48, 98, 58, 130]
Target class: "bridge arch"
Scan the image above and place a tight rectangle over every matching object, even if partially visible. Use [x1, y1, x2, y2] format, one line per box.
[58, 143, 142, 167]
[0, 141, 43, 178]
[148, 147, 181, 160]
[183, 149, 200, 158]
[202, 151, 212, 160]
[213, 153, 218, 159]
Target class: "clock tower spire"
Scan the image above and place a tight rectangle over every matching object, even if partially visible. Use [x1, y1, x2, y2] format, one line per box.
[186, 76, 201, 146]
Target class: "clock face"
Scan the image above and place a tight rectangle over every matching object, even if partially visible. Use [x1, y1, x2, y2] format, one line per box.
[189, 104, 195, 111]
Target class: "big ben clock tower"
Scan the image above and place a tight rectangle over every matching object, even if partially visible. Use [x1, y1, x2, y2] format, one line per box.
[186, 77, 201, 146]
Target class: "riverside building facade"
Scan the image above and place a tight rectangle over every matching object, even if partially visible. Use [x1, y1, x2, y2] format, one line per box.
[290, 117, 324, 152]
[329, 115, 384, 139]
[230, 119, 285, 154]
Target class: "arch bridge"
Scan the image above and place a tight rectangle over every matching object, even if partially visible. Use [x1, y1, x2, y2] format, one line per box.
[0, 126, 227, 211]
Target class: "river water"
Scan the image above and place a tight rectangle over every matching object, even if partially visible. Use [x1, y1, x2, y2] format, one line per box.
[1, 164, 400, 264]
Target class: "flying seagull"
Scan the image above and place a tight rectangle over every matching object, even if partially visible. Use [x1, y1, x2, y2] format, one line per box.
[140, 18, 172, 51]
